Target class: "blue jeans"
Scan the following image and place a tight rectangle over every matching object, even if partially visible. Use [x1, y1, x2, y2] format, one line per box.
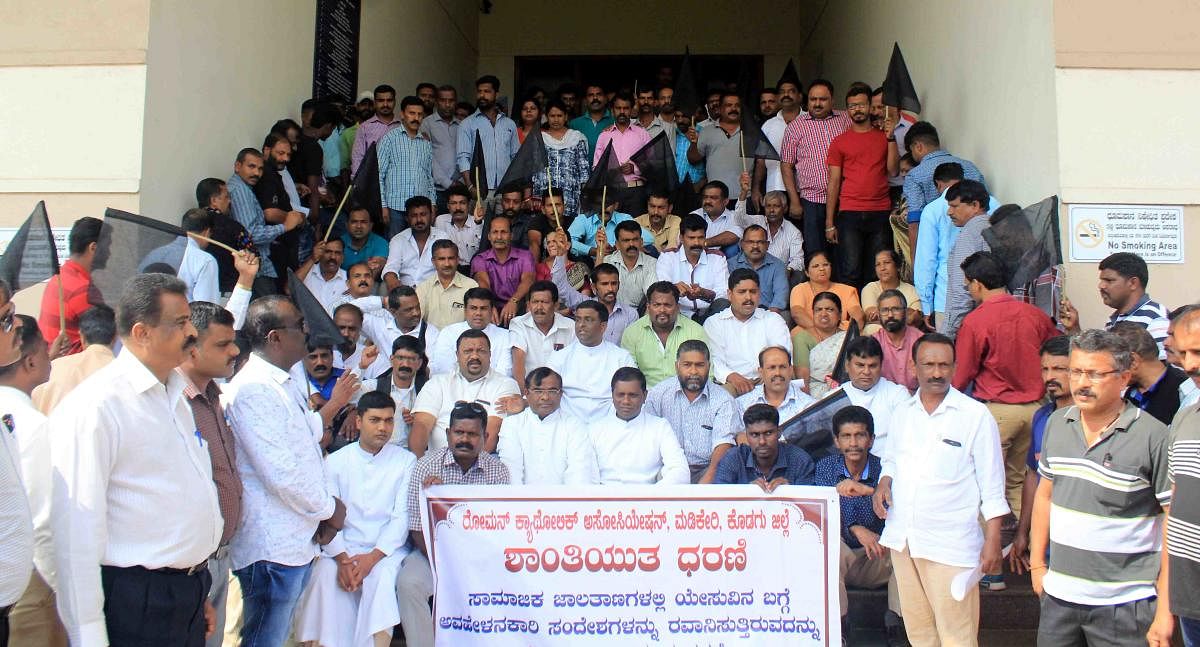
[1183, 616, 1200, 647]
[234, 560, 313, 647]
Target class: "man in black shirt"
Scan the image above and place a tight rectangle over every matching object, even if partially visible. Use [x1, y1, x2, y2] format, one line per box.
[1112, 321, 1188, 425]
[195, 177, 256, 294]
[258, 133, 305, 283]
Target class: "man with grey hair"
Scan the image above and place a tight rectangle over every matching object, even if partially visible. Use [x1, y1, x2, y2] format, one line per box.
[1029, 329, 1172, 646]
[731, 182, 805, 283]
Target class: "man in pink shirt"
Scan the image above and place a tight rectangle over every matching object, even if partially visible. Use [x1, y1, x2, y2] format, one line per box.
[351, 85, 402, 174]
[594, 92, 651, 217]
[871, 289, 922, 392]
[780, 80, 851, 264]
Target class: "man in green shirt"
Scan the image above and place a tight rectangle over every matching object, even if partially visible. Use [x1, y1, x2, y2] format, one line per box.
[620, 281, 708, 387]
[568, 83, 614, 157]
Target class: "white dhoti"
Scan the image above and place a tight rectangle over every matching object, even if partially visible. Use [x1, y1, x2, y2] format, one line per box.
[294, 551, 405, 647]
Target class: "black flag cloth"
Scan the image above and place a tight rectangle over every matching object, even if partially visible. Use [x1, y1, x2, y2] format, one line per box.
[740, 113, 780, 162]
[349, 142, 382, 224]
[777, 58, 802, 90]
[780, 389, 849, 462]
[91, 208, 188, 305]
[882, 43, 922, 114]
[673, 47, 700, 117]
[581, 141, 627, 211]
[287, 270, 346, 348]
[983, 196, 1062, 292]
[829, 320, 862, 386]
[0, 201, 60, 291]
[498, 123, 547, 189]
[470, 131, 488, 194]
[629, 132, 679, 195]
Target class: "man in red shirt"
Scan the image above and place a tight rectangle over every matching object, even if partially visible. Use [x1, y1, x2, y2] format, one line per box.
[38, 217, 103, 354]
[825, 82, 899, 289]
[952, 251, 1058, 519]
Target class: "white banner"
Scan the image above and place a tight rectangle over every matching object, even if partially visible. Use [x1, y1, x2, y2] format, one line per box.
[421, 484, 841, 646]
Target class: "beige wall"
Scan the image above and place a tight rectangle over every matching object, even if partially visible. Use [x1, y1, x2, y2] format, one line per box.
[806, 0, 1060, 208]
[359, 0, 479, 100]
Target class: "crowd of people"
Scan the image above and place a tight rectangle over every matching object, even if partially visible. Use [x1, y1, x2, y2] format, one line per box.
[0, 63, 1198, 647]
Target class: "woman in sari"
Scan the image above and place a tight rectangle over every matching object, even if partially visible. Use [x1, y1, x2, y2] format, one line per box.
[789, 250, 864, 334]
[791, 291, 847, 398]
[861, 248, 922, 327]
[533, 99, 591, 218]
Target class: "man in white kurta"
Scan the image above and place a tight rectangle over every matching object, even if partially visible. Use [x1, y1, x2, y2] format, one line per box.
[588, 367, 690, 485]
[497, 368, 599, 485]
[834, 336, 913, 460]
[295, 392, 417, 647]
[426, 289, 511, 377]
[547, 301, 636, 423]
[702, 269, 791, 393]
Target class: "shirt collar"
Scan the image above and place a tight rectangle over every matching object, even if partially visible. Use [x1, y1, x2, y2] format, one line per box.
[178, 368, 222, 401]
[245, 352, 292, 386]
[116, 350, 187, 403]
[1114, 294, 1152, 319]
[743, 443, 792, 474]
[439, 445, 481, 472]
[839, 454, 872, 479]
[1062, 402, 1142, 433]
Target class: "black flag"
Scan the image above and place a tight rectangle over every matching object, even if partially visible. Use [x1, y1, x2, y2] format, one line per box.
[673, 47, 700, 117]
[983, 196, 1062, 291]
[470, 131, 488, 194]
[882, 42, 922, 114]
[740, 113, 780, 162]
[829, 320, 862, 385]
[780, 389, 849, 462]
[581, 141, 627, 211]
[91, 208, 189, 305]
[629, 132, 679, 195]
[0, 201, 60, 291]
[349, 141, 382, 225]
[287, 270, 346, 348]
[498, 123, 548, 189]
[776, 58, 802, 91]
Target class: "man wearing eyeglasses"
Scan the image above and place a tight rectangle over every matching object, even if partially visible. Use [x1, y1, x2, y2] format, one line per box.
[399, 398, 510, 647]
[224, 296, 359, 647]
[497, 367, 598, 485]
[871, 289, 922, 392]
[1029, 329, 1172, 647]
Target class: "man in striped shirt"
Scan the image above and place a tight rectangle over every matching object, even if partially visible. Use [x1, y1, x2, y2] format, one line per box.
[377, 96, 436, 238]
[1030, 329, 1172, 646]
[1063, 252, 1170, 360]
[779, 79, 850, 263]
[1161, 308, 1200, 646]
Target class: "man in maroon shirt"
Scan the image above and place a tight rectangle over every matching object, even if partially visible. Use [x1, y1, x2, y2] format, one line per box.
[38, 217, 103, 354]
[952, 251, 1058, 518]
[825, 82, 899, 289]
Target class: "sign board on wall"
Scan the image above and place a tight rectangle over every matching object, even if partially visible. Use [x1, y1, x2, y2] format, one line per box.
[312, 0, 360, 101]
[1068, 204, 1184, 263]
[0, 227, 70, 265]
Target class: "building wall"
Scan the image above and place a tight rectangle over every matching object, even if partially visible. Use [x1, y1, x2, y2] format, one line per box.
[358, 0, 480, 101]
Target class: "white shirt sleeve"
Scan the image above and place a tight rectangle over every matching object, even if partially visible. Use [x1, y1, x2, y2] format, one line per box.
[224, 285, 252, 331]
[496, 418, 526, 485]
[657, 421, 691, 484]
[972, 408, 1011, 521]
[192, 257, 220, 305]
[382, 234, 405, 284]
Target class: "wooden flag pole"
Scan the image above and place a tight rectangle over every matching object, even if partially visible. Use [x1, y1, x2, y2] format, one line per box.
[475, 167, 483, 209]
[596, 185, 608, 263]
[546, 165, 562, 231]
[740, 130, 747, 174]
[56, 273, 65, 335]
[187, 231, 238, 255]
[322, 186, 353, 243]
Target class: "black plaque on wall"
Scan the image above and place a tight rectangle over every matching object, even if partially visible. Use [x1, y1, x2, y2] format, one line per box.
[312, 0, 360, 101]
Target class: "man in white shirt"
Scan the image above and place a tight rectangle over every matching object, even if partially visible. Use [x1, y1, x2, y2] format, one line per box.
[359, 336, 429, 451]
[225, 296, 357, 647]
[433, 186, 484, 264]
[294, 391, 417, 647]
[655, 215, 729, 320]
[689, 181, 744, 252]
[50, 274, 222, 647]
[545, 234, 639, 344]
[737, 345, 816, 425]
[548, 300, 637, 423]
[732, 190, 806, 279]
[1, 315, 62, 646]
[331, 304, 391, 380]
[602, 219, 658, 307]
[179, 208, 221, 303]
[835, 336, 912, 460]
[497, 368, 599, 485]
[298, 238, 348, 316]
[508, 281, 574, 385]
[353, 286, 440, 361]
[409, 328, 520, 457]
[753, 76, 804, 201]
[0, 296, 32, 647]
[382, 196, 449, 290]
[872, 333, 1008, 646]
[427, 288, 511, 377]
[703, 268, 791, 396]
[589, 367, 690, 485]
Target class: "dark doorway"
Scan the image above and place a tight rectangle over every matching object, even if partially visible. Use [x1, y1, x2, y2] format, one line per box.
[515, 54, 762, 106]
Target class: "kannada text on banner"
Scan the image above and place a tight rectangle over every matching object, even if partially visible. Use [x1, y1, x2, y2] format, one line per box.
[421, 484, 841, 646]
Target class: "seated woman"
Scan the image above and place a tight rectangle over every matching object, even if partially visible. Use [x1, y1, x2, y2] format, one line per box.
[789, 251, 864, 335]
[860, 249, 922, 330]
[791, 291, 847, 399]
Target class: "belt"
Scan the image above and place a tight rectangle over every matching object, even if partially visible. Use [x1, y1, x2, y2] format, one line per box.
[153, 562, 208, 576]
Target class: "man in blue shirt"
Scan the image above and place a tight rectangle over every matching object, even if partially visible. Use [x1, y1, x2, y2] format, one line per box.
[456, 75, 518, 197]
[567, 194, 651, 259]
[903, 122, 985, 249]
[227, 148, 304, 297]
[726, 225, 788, 314]
[340, 206, 389, 278]
[713, 403, 814, 490]
[301, 344, 346, 407]
[814, 405, 903, 639]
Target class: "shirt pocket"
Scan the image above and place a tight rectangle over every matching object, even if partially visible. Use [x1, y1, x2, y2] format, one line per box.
[1093, 462, 1144, 512]
[932, 435, 967, 482]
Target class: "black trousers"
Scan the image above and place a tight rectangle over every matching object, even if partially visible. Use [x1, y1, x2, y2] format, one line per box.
[1, 604, 11, 647]
[101, 564, 212, 647]
[835, 209, 893, 289]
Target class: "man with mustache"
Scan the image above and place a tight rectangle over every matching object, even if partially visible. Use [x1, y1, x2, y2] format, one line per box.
[224, 296, 357, 647]
[426, 288, 509, 378]
[297, 238, 347, 315]
[330, 304, 390, 381]
[1111, 322, 1188, 425]
[49, 274, 223, 646]
[399, 399, 509, 647]
[620, 282, 709, 388]
[942, 180, 993, 338]
[726, 224, 788, 315]
[547, 300, 637, 424]
[1061, 252, 1171, 360]
[825, 82, 899, 289]
[432, 187, 484, 266]
[339, 207, 389, 278]
[456, 75, 518, 198]
[568, 83, 613, 158]
[1030, 330, 1172, 647]
[953, 251, 1058, 529]
[600, 220, 658, 310]
[752, 72, 803, 209]
[408, 329, 520, 458]
[1008, 335, 1071, 577]
[872, 333, 1007, 646]
[377, 96, 436, 238]
[715, 403, 814, 491]
[497, 367, 599, 485]
[654, 216, 730, 321]
[359, 336, 429, 451]
[689, 180, 744, 255]
[871, 289, 923, 391]
[294, 391, 418, 647]
[730, 176, 806, 284]
[381, 195, 449, 290]
[645, 340, 739, 484]
[588, 367, 689, 485]
[595, 92, 652, 218]
[298, 344, 346, 411]
[545, 233, 639, 344]
[635, 86, 673, 141]
[832, 337, 911, 460]
[635, 190, 682, 253]
[781, 79, 851, 262]
[702, 269, 790, 396]
[227, 148, 305, 297]
[470, 215, 535, 325]
[414, 239, 478, 330]
[815, 406, 903, 642]
[736, 345, 816, 423]
[687, 92, 748, 205]
[508, 281, 575, 385]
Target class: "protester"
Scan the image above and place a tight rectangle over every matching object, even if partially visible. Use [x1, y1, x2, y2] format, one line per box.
[870, 289, 922, 391]
[426, 287, 508, 377]
[297, 239, 348, 315]
[196, 177, 255, 295]
[687, 92, 745, 196]
[589, 367, 690, 485]
[1161, 307, 1200, 646]
[37, 217, 102, 353]
[942, 180, 993, 337]
[533, 100, 591, 218]
[635, 190, 682, 257]
[1110, 321, 1188, 425]
[377, 96, 436, 237]
[568, 83, 613, 158]
[730, 188, 806, 284]
[789, 250, 864, 334]
[727, 225, 789, 314]
[902, 121, 985, 248]
[497, 367, 599, 485]
[833, 337, 912, 460]
[781, 80, 851, 261]
[419, 84, 461, 211]
[382, 195, 449, 289]
[352, 85, 400, 175]
[1061, 252, 1171, 359]
[547, 300, 637, 422]
[340, 206, 390, 276]
[547, 247, 638, 343]
[457, 75, 518, 196]
[227, 148, 304, 296]
[619, 281, 709, 388]
[470, 215, 535, 323]
[600, 220, 658, 308]
[703, 269, 791, 395]
[433, 187, 484, 264]
[714, 403, 814, 489]
[595, 92, 651, 216]
[508, 281, 575, 383]
[0, 293, 35, 647]
[414, 240, 477, 330]
[862, 249, 921, 328]
[357, 335, 429, 450]
[655, 215, 730, 320]
[690, 180, 743, 254]
[792, 291, 848, 398]
[31, 304, 117, 414]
